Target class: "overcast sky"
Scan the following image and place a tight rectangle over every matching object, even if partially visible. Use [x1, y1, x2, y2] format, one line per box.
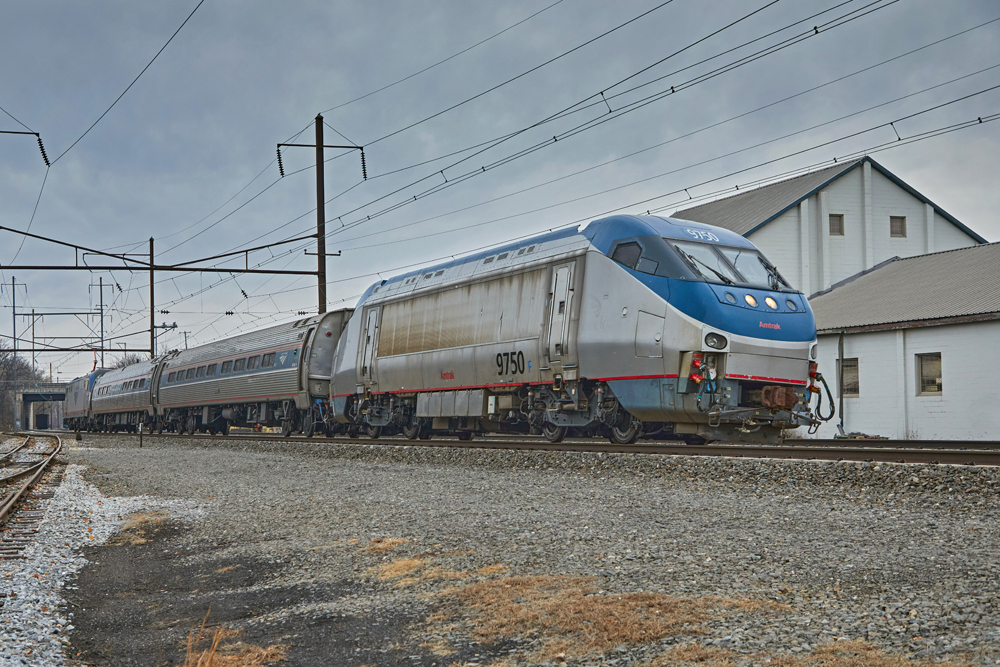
[2, 0, 999, 379]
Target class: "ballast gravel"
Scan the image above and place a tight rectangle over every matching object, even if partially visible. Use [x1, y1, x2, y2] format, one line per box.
[7, 434, 1000, 666]
[0, 460, 204, 667]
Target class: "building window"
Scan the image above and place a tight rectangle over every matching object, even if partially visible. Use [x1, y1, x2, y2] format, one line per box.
[836, 358, 859, 396]
[890, 216, 906, 238]
[829, 214, 844, 236]
[917, 353, 942, 395]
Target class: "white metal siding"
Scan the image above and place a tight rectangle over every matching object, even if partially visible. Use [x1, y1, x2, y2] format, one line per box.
[804, 320, 1000, 439]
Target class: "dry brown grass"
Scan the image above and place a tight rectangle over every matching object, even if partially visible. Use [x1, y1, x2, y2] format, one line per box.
[108, 511, 170, 546]
[441, 575, 716, 660]
[644, 640, 973, 667]
[182, 612, 286, 667]
[475, 564, 509, 576]
[362, 537, 406, 554]
[369, 557, 427, 580]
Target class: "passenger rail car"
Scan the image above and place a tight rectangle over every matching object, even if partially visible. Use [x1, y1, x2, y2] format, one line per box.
[63, 369, 110, 431]
[330, 215, 824, 444]
[74, 309, 352, 435]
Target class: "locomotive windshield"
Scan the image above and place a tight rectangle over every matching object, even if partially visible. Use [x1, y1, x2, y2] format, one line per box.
[670, 240, 792, 291]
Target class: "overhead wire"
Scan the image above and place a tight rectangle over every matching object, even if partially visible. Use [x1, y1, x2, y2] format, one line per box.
[51, 0, 206, 165]
[320, 0, 566, 114]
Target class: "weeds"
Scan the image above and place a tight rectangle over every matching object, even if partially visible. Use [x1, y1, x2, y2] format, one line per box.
[645, 639, 973, 667]
[362, 537, 406, 554]
[182, 610, 286, 667]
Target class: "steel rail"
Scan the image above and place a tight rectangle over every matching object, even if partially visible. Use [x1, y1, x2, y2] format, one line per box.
[73, 430, 1000, 466]
[0, 436, 32, 464]
[0, 435, 62, 526]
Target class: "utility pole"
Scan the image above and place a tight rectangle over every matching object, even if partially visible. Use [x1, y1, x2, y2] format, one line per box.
[316, 115, 327, 314]
[277, 115, 362, 315]
[99, 277, 105, 367]
[31, 309, 36, 376]
[149, 237, 154, 360]
[182, 331, 189, 349]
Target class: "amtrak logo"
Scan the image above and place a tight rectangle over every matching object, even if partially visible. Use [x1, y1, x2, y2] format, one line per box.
[759, 322, 781, 330]
[279, 352, 288, 365]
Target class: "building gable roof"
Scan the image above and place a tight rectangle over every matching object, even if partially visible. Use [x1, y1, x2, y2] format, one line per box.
[808, 242, 1000, 331]
[671, 156, 987, 243]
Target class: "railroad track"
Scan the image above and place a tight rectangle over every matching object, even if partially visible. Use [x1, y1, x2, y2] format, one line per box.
[66, 429, 1000, 466]
[0, 434, 63, 564]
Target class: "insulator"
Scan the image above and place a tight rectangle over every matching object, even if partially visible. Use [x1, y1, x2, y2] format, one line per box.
[36, 136, 50, 167]
[277, 147, 285, 177]
[360, 149, 367, 180]
[240, 290, 248, 299]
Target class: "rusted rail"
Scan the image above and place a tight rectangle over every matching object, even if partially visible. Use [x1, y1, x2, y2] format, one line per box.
[0, 434, 62, 527]
[70, 430, 1000, 466]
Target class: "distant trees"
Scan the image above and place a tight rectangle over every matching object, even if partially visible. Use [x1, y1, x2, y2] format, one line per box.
[111, 353, 148, 369]
[0, 341, 51, 429]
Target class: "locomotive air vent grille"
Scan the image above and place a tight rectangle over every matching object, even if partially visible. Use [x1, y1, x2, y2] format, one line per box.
[423, 273, 433, 279]
[434, 270, 445, 276]
[527, 245, 536, 253]
[497, 252, 509, 260]
[483, 256, 494, 264]
[517, 248, 526, 256]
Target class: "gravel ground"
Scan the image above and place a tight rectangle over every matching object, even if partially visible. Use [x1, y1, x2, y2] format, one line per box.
[5, 433, 999, 666]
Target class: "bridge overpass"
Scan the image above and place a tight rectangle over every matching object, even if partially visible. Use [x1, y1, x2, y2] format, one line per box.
[14, 382, 68, 430]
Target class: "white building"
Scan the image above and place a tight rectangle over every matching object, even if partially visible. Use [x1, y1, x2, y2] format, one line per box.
[805, 242, 1000, 440]
[672, 156, 986, 294]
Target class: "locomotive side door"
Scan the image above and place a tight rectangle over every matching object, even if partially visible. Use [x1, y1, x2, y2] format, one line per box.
[361, 308, 380, 388]
[546, 262, 575, 366]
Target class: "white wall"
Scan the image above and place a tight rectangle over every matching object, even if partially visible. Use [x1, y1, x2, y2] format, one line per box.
[748, 163, 978, 295]
[804, 320, 1000, 440]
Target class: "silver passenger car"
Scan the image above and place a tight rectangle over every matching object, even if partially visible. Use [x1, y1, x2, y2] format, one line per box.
[79, 309, 352, 436]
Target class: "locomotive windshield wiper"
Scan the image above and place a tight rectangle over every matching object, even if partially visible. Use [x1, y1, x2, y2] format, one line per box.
[759, 256, 791, 290]
[680, 250, 734, 285]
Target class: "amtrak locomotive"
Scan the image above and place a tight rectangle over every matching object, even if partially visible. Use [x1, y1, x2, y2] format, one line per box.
[65, 215, 830, 444]
[330, 215, 827, 445]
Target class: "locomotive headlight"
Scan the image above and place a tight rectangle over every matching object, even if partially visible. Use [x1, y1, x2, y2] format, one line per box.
[765, 297, 778, 310]
[744, 294, 758, 307]
[705, 332, 727, 349]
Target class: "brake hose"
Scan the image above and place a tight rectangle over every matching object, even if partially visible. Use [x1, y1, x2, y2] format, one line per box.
[813, 372, 836, 422]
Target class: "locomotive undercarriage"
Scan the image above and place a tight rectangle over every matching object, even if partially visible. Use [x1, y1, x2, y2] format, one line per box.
[338, 378, 790, 445]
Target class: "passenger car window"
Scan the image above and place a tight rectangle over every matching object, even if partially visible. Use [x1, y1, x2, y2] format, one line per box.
[207, 364, 217, 377]
[247, 356, 260, 370]
[185, 369, 196, 380]
[233, 358, 246, 372]
[196, 366, 206, 378]
[221, 361, 233, 374]
[261, 353, 275, 368]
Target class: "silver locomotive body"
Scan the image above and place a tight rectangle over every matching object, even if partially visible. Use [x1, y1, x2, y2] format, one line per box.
[331, 215, 821, 444]
[82, 309, 352, 435]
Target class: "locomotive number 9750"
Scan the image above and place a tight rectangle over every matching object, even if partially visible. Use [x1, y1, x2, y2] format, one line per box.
[496, 351, 525, 376]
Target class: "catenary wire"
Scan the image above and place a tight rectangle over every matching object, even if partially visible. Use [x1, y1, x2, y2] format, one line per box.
[320, 0, 566, 114]
[51, 0, 206, 165]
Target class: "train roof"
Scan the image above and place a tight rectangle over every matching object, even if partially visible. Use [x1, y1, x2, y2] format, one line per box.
[357, 215, 756, 305]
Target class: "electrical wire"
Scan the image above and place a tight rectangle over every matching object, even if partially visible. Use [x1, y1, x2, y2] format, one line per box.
[321, 0, 566, 113]
[0, 104, 33, 132]
[51, 0, 206, 165]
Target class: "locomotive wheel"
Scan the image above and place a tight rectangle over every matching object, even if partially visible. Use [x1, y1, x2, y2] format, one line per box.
[186, 416, 197, 435]
[281, 419, 292, 437]
[402, 422, 420, 440]
[417, 425, 432, 440]
[609, 418, 642, 445]
[541, 423, 567, 443]
[365, 424, 382, 439]
[303, 414, 316, 438]
[456, 431, 473, 441]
